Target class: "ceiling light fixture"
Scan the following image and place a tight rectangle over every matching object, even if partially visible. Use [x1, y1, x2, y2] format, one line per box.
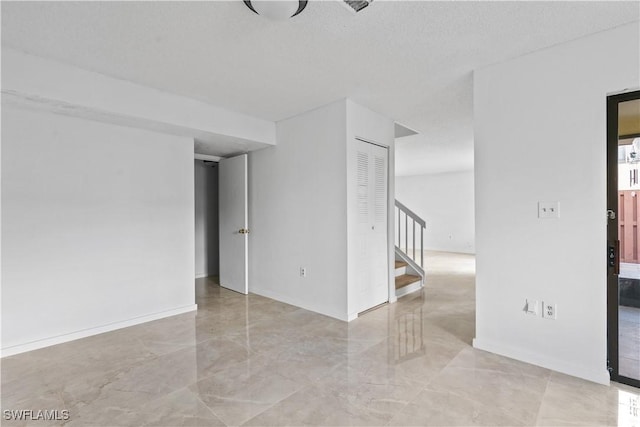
[243, 0, 308, 21]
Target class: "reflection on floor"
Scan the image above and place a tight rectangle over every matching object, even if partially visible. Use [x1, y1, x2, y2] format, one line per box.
[2, 251, 639, 426]
[620, 305, 640, 380]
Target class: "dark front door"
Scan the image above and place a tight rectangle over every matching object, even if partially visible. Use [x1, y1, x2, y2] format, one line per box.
[607, 90, 640, 388]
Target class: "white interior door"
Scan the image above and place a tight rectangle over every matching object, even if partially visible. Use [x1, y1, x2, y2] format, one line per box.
[219, 154, 248, 294]
[355, 139, 388, 313]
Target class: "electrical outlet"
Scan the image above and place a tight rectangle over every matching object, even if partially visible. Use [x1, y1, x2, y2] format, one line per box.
[300, 267, 307, 278]
[538, 201, 560, 219]
[542, 302, 557, 319]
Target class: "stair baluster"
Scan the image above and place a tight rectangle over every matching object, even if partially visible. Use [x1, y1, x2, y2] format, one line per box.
[394, 200, 426, 296]
[395, 199, 426, 270]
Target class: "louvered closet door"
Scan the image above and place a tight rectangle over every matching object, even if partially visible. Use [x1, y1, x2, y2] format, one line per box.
[355, 138, 389, 314]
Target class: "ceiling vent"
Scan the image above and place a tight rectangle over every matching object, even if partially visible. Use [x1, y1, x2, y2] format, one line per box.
[342, 0, 373, 13]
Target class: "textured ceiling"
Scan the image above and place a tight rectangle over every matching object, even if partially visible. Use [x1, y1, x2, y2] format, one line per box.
[2, 1, 639, 175]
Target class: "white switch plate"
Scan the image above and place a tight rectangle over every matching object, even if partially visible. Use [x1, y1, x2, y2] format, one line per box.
[542, 302, 557, 319]
[524, 299, 538, 315]
[538, 201, 560, 219]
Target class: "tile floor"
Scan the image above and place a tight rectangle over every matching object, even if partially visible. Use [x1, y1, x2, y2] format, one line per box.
[2, 252, 639, 426]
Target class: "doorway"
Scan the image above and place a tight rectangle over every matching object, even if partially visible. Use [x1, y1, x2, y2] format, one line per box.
[194, 154, 250, 295]
[607, 90, 640, 389]
[353, 137, 389, 314]
[194, 159, 220, 279]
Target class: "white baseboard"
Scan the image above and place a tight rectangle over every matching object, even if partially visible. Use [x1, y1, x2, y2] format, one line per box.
[1, 304, 198, 358]
[472, 337, 610, 385]
[195, 273, 208, 279]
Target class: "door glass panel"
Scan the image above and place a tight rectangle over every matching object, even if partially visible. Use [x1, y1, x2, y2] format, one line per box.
[618, 98, 640, 382]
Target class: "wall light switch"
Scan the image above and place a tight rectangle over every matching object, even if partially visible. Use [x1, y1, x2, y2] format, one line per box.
[524, 299, 538, 315]
[538, 201, 560, 219]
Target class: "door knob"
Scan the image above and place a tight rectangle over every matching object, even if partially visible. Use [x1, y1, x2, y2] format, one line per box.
[238, 228, 250, 234]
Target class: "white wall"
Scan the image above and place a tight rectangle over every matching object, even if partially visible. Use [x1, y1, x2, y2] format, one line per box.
[395, 171, 475, 254]
[1, 107, 196, 356]
[473, 22, 639, 384]
[249, 99, 396, 321]
[2, 49, 276, 154]
[194, 160, 219, 278]
[249, 100, 349, 320]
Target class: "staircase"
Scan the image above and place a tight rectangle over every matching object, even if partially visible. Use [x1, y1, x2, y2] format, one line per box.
[394, 260, 421, 297]
[395, 200, 426, 297]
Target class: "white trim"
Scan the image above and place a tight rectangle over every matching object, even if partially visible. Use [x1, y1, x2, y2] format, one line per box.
[195, 153, 222, 162]
[1, 304, 198, 358]
[355, 136, 389, 149]
[195, 273, 208, 279]
[472, 337, 610, 385]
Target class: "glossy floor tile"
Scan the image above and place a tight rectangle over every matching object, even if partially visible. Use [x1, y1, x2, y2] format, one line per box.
[2, 251, 639, 426]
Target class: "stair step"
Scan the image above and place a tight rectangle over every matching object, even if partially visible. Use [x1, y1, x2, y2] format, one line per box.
[395, 274, 420, 290]
[395, 260, 408, 269]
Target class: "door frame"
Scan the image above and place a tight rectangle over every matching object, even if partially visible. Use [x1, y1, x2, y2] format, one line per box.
[218, 153, 249, 295]
[606, 89, 640, 388]
[353, 136, 392, 314]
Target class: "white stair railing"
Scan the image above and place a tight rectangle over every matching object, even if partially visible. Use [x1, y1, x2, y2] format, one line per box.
[395, 199, 426, 273]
